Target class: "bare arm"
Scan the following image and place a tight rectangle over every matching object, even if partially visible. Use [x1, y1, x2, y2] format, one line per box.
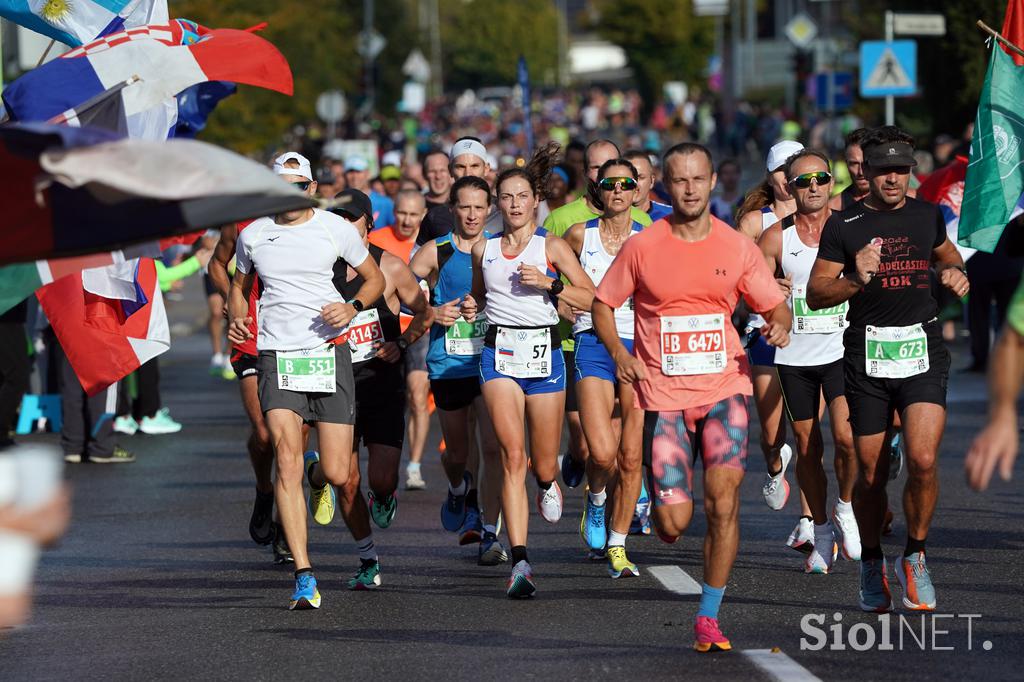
[227, 269, 256, 345]
[374, 256, 434, 363]
[807, 258, 865, 310]
[965, 326, 1024, 490]
[208, 224, 238, 300]
[562, 222, 585, 256]
[933, 238, 969, 298]
[757, 223, 792, 298]
[759, 300, 792, 348]
[519, 235, 594, 311]
[593, 300, 647, 383]
[460, 240, 488, 322]
[737, 210, 763, 240]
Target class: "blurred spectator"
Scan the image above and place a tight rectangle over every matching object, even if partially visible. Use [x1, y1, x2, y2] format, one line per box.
[345, 157, 395, 228]
[0, 302, 30, 448]
[710, 158, 743, 226]
[381, 164, 402, 201]
[964, 225, 1024, 372]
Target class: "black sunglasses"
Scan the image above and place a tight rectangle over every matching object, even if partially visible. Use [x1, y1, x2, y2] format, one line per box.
[598, 176, 638, 191]
[292, 181, 312, 191]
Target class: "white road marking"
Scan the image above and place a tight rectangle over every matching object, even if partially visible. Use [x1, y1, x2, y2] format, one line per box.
[648, 565, 702, 595]
[742, 648, 822, 682]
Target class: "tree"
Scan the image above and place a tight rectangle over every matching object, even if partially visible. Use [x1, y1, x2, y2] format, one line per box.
[593, 0, 715, 110]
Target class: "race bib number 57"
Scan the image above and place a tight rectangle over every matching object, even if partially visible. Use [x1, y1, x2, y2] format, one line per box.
[660, 314, 727, 376]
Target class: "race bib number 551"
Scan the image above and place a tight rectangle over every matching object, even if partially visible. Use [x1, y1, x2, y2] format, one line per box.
[660, 314, 727, 376]
[276, 345, 336, 393]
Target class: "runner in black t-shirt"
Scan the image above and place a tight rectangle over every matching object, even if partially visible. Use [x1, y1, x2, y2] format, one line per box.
[807, 126, 969, 615]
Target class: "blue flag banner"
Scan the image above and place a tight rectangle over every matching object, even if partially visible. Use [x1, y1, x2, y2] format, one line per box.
[517, 55, 534, 154]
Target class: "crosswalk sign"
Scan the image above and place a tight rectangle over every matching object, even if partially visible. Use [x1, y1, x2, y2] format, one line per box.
[860, 40, 917, 97]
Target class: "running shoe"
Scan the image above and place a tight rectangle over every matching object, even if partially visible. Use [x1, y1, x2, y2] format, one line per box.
[478, 532, 508, 566]
[694, 616, 732, 653]
[63, 452, 82, 464]
[273, 524, 294, 565]
[536, 481, 563, 524]
[761, 443, 792, 510]
[405, 465, 426, 490]
[889, 432, 905, 481]
[629, 478, 652, 535]
[895, 552, 936, 611]
[304, 451, 336, 526]
[249, 490, 275, 545]
[805, 524, 835, 574]
[560, 452, 585, 489]
[506, 560, 536, 599]
[458, 506, 483, 545]
[579, 490, 607, 551]
[210, 353, 225, 377]
[289, 572, 321, 610]
[858, 557, 893, 613]
[113, 415, 139, 435]
[368, 490, 397, 529]
[786, 517, 814, 554]
[138, 408, 182, 435]
[440, 472, 471, 532]
[587, 548, 607, 561]
[831, 504, 862, 561]
[89, 446, 136, 464]
[606, 546, 639, 579]
[347, 559, 382, 591]
[221, 363, 237, 381]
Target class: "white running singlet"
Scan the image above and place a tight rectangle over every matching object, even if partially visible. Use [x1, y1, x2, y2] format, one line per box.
[482, 229, 560, 328]
[573, 219, 642, 338]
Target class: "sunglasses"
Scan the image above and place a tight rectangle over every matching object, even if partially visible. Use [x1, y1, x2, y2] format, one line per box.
[598, 176, 638, 191]
[788, 172, 832, 188]
[292, 181, 312, 191]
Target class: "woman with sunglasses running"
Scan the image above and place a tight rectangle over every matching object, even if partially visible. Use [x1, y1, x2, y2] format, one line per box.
[460, 142, 595, 598]
[562, 159, 646, 579]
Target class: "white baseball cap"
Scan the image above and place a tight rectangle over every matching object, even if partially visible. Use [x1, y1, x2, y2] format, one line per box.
[449, 138, 488, 164]
[381, 150, 402, 168]
[766, 140, 804, 172]
[344, 156, 370, 172]
[273, 152, 313, 181]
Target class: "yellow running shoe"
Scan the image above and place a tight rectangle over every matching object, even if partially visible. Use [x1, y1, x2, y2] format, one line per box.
[606, 545, 639, 579]
[304, 450, 336, 525]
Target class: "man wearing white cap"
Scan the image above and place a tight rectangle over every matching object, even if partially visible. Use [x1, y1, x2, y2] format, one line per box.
[228, 152, 386, 610]
[418, 137, 494, 246]
[345, 156, 395, 228]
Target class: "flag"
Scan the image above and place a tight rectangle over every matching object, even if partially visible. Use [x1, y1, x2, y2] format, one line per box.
[917, 156, 976, 262]
[0, 122, 316, 265]
[1002, 0, 1024, 67]
[0, 0, 167, 47]
[36, 257, 169, 395]
[48, 77, 132, 134]
[960, 44, 1024, 253]
[174, 81, 236, 138]
[517, 55, 534, 154]
[2, 21, 293, 125]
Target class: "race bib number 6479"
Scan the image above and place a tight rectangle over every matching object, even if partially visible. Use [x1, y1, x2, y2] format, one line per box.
[660, 313, 727, 376]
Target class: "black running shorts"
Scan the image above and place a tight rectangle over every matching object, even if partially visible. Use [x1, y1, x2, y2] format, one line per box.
[777, 359, 845, 422]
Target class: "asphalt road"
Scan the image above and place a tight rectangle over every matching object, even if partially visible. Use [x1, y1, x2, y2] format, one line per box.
[1, 296, 1022, 680]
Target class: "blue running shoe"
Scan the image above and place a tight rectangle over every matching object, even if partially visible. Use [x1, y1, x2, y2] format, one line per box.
[579, 491, 607, 551]
[889, 432, 905, 481]
[896, 552, 936, 611]
[858, 557, 893, 613]
[459, 506, 483, 545]
[304, 450, 336, 525]
[289, 572, 321, 610]
[561, 452, 586, 489]
[629, 478, 652, 535]
[441, 472, 471, 532]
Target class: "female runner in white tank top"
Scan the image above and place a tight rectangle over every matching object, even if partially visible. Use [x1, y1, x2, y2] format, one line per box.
[460, 143, 594, 598]
[562, 158, 646, 576]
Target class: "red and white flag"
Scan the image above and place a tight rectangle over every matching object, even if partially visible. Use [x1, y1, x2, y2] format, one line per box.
[37, 258, 169, 395]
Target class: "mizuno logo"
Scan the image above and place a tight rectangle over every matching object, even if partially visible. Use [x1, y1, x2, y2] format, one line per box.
[545, 374, 562, 384]
[268, 236, 281, 241]
[586, 250, 598, 257]
[790, 250, 803, 257]
[486, 257, 496, 264]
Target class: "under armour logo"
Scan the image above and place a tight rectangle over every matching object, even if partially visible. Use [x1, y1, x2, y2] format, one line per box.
[715, 268, 727, 276]
[657, 488, 675, 498]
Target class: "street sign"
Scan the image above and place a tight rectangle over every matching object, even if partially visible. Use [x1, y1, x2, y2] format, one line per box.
[813, 72, 854, 111]
[893, 13, 946, 37]
[693, 0, 728, 17]
[357, 29, 386, 60]
[402, 49, 431, 83]
[316, 90, 347, 124]
[860, 40, 916, 97]
[785, 12, 818, 50]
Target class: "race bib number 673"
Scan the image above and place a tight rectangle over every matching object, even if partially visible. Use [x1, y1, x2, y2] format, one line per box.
[660, 313, 727, 376]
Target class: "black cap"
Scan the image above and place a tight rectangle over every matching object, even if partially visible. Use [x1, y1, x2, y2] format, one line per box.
[332, 188, 373, 221]
[864, 141, 917, 169]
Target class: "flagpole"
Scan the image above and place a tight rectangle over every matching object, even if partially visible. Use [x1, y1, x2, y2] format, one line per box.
[977, 20, 1024, 60]
[35, 38, 56, 67]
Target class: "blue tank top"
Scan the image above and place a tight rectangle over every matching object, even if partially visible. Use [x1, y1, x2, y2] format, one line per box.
[426, 232, 488, 379]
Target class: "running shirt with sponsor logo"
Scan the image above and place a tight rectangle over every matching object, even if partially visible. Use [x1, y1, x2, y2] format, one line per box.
[596, 217, 784, 411]
[817, 197, 945, 329]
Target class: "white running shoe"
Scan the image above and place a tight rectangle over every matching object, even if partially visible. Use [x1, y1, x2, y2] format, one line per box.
[805, 523, 835, 574]
[761, 444, 793, 510]
[832, 503, 862, 560]
[210, 353, 225, 376]
[786, 517, 814, 554]
[405, 466, 426, 490]
[536, 481, 563, 523]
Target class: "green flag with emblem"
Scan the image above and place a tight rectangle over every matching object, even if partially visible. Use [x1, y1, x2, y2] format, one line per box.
[961, 43, 1024, 253]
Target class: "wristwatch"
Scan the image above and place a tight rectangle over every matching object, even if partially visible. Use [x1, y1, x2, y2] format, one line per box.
[395, 337, 410, 353]
[348, 298, 365, 312]
[549, 279, 565, 295]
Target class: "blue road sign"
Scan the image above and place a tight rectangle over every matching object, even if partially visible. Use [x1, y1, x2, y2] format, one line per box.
[813, 72, 854, 111]
[860, 40, 916, 97]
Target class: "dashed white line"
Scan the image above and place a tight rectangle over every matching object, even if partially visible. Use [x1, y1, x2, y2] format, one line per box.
[648, 565, 703, 595]
[742, 648, 822, 682]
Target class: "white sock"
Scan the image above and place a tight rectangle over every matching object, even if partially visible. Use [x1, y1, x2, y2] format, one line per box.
[835, 499, 853, 514]
[356, 535, 377, 562]
[483, 524, 497, 535]
[449, 479, 467, 496]
[608, 530, 627, 547]
[407, 462, 421, 474]
[588, 488, 607, 506]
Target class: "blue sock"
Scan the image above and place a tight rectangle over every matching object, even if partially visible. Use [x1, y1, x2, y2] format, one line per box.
[697, 583, 725, 619]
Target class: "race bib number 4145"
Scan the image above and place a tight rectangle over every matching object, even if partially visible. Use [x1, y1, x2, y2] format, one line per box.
[660, 313, 727, 376]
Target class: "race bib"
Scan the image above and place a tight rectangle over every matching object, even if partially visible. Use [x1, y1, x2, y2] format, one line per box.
[276, 345, 336, 393]
[445, 317, 488, 356]
[792, 285, 848, 334]
[495, 326, 551, 378]
[865, 324, 929, 379]
[660, 314, 727, 376]
[346, 309, 384, 363]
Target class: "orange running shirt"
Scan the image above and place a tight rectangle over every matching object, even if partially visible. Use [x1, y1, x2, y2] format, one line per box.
[368, 225, 416, 264]
[596, 217, 785, 411]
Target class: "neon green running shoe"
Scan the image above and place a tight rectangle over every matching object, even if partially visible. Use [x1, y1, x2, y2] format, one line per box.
[304, 450, 335, 525]
[606, 545, 639, 579]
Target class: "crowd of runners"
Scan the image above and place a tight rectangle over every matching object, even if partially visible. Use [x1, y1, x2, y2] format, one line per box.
[215, 124, 970, 653]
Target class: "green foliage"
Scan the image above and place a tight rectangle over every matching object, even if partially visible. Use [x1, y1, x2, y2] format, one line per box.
[594, 0, 714, 107]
